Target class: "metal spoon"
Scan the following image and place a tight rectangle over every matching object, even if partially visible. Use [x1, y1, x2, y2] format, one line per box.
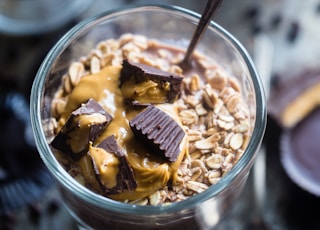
[180, 0, 223, 69]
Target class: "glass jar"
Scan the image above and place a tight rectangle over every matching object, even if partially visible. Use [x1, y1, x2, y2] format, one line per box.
[30, 4, 266, 229]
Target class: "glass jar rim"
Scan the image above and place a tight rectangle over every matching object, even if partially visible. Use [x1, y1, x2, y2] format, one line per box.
[30, 4, 266, 215]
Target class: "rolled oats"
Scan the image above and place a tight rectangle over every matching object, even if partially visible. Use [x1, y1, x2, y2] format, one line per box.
[202, 84, 218, 109]
[52, 98, 66, 118]
[223, 132, 234, 147]
[68, 62, 85, 86]
[228, 76, 241, 92]
[189, 150, 202, 160]
[213, 99, 224, 114]
[189, 74, 201, 92]
[206, 69, 228, 90]
[179, 109, 198, 125]
[186, 129, 202, 142]
[185, 95, 201, 108]
[51, 33, 252, 205]
[233, 122, 250, 133]
[169, 65, 183, 75]
[207, 170, 221, 185]
[203, 127, 219, 137]
[195, 103, 208, 116]
[131, 198, 148, 206]
[90, 56, 101, 74]
[224, 153, 235, 165]
[190, 167, 202, 181]
[191, 159, 208, 173]
[205, 155, 223, 170]
[62, 74, 73, 94]
[186, 181, 209, 193]
[149, 191, 161, 205]
[194, 135, 219, 150]
[229, 133, 244, 150]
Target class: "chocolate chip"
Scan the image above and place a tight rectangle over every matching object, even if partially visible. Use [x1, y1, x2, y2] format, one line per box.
[129, 105, 185, 162]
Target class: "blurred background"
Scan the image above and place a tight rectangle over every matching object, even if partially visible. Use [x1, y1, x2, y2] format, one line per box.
[1, 0, 320, 229]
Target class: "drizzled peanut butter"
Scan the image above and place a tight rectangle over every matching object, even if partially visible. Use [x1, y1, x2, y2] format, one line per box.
[89, 145, 120, 189]
[68, 113, 108, 153]
[57, 65, 187, 201]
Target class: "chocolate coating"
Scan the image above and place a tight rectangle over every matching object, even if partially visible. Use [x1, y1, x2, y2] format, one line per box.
[94, 135, 137, 194]
[281, 107, 320, 195]
[51, 98, 112, 159]
[268, 69, 320, 127]
[129, 105, 185, 162]
[120, 59, 183, 103]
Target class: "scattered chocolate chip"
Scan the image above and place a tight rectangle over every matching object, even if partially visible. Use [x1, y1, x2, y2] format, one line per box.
[287, 21, 300, 43]
[51, 98, 112, 160]
[90, 135, 137, 195]
[120, 59, 183, 104]
[129, 105, 185, 162]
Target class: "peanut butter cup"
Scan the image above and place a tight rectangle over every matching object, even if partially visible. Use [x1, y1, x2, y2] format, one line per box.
[120, 59, 183, 104]
[51, 98, 112, 159]
[129, 105, 185, 162]
[268, 69, 320, 128]
[281, 107, 320, 195]
[270, 69, 320, 195]
[89, 135, 137, 195]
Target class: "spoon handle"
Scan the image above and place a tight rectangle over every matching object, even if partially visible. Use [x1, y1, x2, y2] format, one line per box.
[182, 0, 223, 66]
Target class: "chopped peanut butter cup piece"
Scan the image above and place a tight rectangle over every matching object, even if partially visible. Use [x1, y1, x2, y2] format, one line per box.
[89, 135, 137, 195]
[51, 98, 112, 159]
[129, 105, 185, 162]
[268, 69, 320, 128]
[120, 59, 183, 104]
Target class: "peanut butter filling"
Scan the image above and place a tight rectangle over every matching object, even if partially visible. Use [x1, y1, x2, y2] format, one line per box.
[67, 113, 108, 153]
[282, 83, 320, 127]
[121, 78, 170, 104]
